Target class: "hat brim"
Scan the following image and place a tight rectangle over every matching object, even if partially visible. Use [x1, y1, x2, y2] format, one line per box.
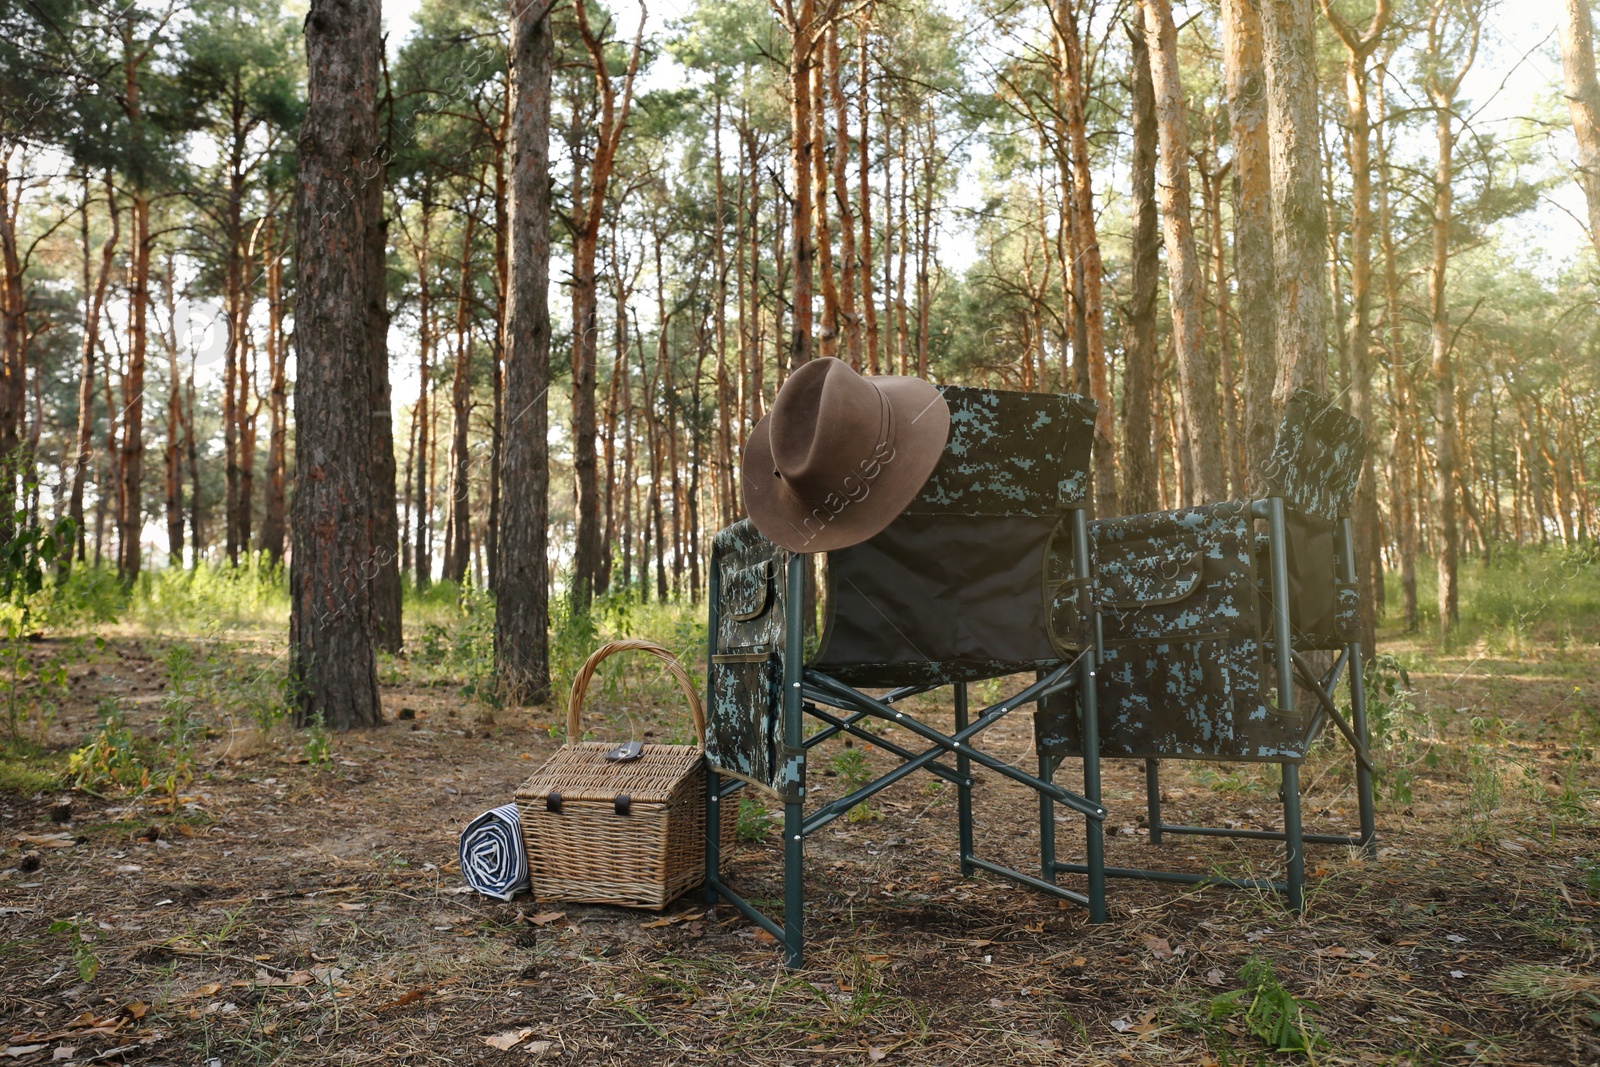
[742, 375, 951, 553]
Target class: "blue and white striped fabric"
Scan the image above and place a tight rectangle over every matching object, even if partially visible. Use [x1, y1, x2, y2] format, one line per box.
[458, 804, 530, 901]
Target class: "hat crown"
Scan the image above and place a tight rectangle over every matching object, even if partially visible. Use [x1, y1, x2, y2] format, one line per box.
[768, 359, 890, 505]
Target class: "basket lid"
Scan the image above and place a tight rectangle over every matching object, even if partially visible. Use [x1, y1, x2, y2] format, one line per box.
[515, 742, 704, 805]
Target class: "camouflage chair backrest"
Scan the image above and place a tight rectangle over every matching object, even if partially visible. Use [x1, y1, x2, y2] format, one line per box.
[1264, 389, 1366, 523]
[1258, 390, 1367, 650]
[708, 387, 1098, 792]
[811, 386, 1098, 686]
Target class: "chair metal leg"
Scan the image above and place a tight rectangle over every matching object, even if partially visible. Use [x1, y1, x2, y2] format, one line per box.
[782, 552, 806, 968]
[1349, 643, 1377, 855]
[1038, 749, 1056, 884]
[1282, 762, 1305, 912]
[1340, 515, 1378, 858]
[706, 767, 722, 906]
[955, 683, 975, 876]
[1145, 759, 1163, 845]
[1080, 650, 1106, 923]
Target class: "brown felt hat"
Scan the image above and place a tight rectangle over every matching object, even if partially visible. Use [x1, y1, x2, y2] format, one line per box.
[742, 357, 950, 553]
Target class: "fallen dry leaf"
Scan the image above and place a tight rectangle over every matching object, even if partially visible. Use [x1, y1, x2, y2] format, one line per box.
[524, 1041, 553, 1056]
[15, 833, 74, 849]
[377, 988, 430, 1012]
[867, 1045, 889, 1062]
[1204, 968, 1226, 987]
[1146, 936, 1175, 959]
[1, 1046, 46, 1059]
[526, 912, 565, 927]
[484, 1028, 535, 1051]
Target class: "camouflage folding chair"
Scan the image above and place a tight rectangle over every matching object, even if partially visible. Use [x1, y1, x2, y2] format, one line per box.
[1035, 390, 1378, 908]
[704, 386, 1110, 967]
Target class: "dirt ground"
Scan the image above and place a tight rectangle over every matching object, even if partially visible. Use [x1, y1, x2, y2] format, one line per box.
[2, 633, 1597, 1066]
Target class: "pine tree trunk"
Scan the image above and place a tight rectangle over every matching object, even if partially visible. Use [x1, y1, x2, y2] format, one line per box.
[223, 147, 245, 565]
[1221, 0, 1277, 491]
[368, 122, 402, 654]
[787, 0, 818, 370]
[1057, 0, 1115, 512]
[119, 189, 150, 582]
[856, 26, 879, 374]
[0, 153, 26, 511]
[1258, 0, 1331, 405]
[1562, 0, 1600, 258]
[569, 0, 643, 609]
[1424, 0, 1478, 637]
[496, 0, 555, 705]
[1320, 0, 1390, 644]
[1142, 0, 1225, 502]
[1120, 15, 1160, 516]
[289, 0, 386, 728]
[162, 257, 183, 564]
[444, 208, 476, 586]
[712, 93, 735, 527]
[71, 176, 119, 564]
[828, 20, 861, 366]
[813, 34, 838, 362]
[259, 216, 289, 565]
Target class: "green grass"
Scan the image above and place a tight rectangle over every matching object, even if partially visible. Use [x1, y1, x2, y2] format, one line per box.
[0, 745, 65, 793]
[1383, 543, 1600, 651]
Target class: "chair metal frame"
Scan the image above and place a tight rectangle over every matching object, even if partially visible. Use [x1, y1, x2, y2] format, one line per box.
[702, 384, 1111, 968]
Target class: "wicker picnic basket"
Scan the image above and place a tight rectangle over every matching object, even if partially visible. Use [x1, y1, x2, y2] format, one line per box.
[515, 639, 735, 910]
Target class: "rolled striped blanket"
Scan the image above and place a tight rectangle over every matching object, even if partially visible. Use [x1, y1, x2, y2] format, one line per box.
[458, 803, 530, 901]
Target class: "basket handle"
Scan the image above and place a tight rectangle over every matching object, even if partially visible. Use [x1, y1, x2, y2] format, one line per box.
[565, 639, 707, 745]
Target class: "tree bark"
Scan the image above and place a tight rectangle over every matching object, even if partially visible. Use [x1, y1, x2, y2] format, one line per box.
[1424, 0, 1480, 638]
[368, 155, 401, 653]
[161, 256, 183, 564]
[1056, 0, 1115, 513]
[1120, 14, 1160, 516]
[259, 215, 289, 565]
[1258, 0, 1331, 405]
[496, 0, 554, 705]
[829, 21, 861, 366]
[1220, 0, 1277, 491]
[119, 188, 150, 582]
[1320, 0, 1389, 645]
[1562, 0, 1600, 258]
[857, 25, 879, 374]
[444, 205, 477, 586]
[70, 175, 119, 565]
[787, 0, 819, 370]
[1142, 0, 1225, 502]
[289, 0, 386, 728]
[569, 0, 644, 610]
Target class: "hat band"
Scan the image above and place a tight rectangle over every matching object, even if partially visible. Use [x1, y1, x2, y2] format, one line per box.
[777, 384, 896, 512]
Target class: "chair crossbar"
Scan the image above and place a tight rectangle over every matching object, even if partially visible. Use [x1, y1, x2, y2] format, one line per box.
[1291, 649, 1374, 774]
[801, 702, 968, 790]
[805, 668, 1106, 822]
[969, 855, 1091, 906]
[1054, 861, 1286, 892]
[1147, 824, 1366, 846]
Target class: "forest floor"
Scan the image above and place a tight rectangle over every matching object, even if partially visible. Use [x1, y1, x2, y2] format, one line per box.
[2, 606, 1598, 1066]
